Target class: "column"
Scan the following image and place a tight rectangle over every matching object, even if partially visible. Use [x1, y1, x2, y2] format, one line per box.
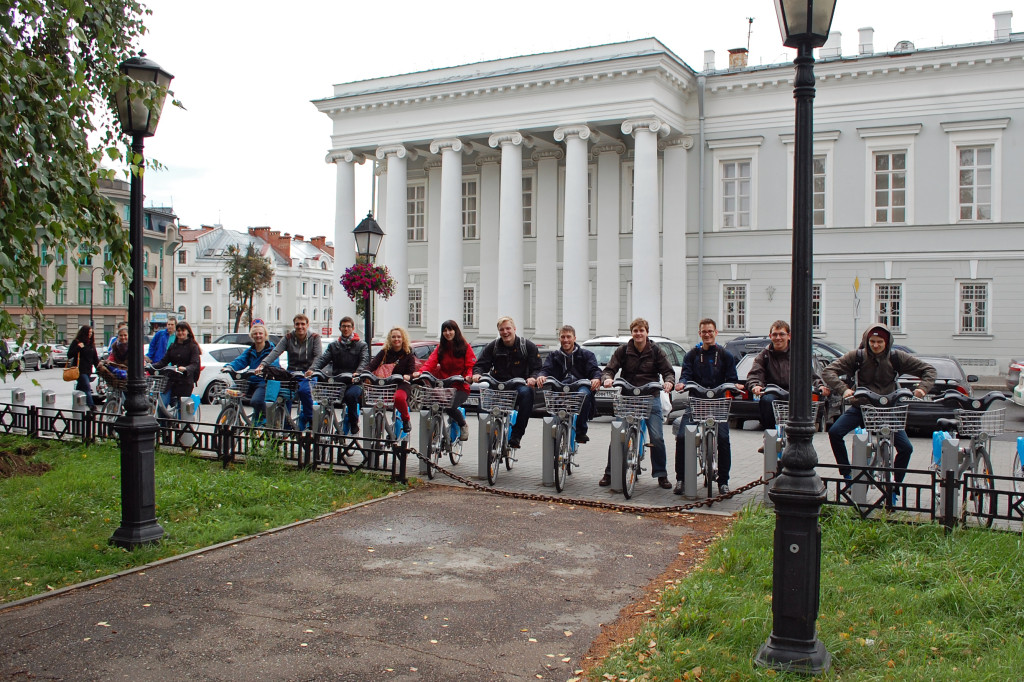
[595, 143, 624, 336]
[376, 144, 408, 334]
[533, 149, 562, 338]
[660, 136, 693, 341]
[489, 131, 524, 325]
[622, 118, 670, 334]
[477, 156, 501, 331]
[430, 138, 464, 323]
[554, 125, 591, 336]
[328, 149, 360, 325]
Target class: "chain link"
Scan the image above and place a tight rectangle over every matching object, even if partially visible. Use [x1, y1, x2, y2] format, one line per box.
[408, 446, 771, 514]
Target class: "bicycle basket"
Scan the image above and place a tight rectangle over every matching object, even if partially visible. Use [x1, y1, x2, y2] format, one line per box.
[614, 394, 653, 420]
[362, 384, 396, 409]
[860, 404, 909, 432]
[312, 382, 348, 405]
[146, 375, 168, 395]
[106, 376, 128, 392]
[691, 397, 731, 422]
[543, 390, 587, 415]
[771, 400, 821, 427]
[414, 385, 456, 409]
[225, 377, 252, 399]
[480, 388, 518, 413]
[955, 407, 1005, 437]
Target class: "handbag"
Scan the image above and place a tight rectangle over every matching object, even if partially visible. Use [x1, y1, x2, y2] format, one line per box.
[373, 361, 397, 379]
[62, 362, 80, 382]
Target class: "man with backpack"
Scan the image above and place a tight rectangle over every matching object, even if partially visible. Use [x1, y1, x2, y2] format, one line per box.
[821, 323, 935, 481]
[472, 316, 542, 449]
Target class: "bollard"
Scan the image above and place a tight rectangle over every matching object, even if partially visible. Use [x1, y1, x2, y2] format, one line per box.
[850, 430, 870, 506]
[10, 388, 27, 431]
[477, 412, 492, 479]
[683, 424, 699, 499]
[932, 431, 954, 469]
[609, 417, 626, 492]
[311, 401, 328, 435]
[762, 430, 780, 505]
[417, 408, 432, 476]
[40, 389, 57, 424]
[939, 437, 961, 524]
[178, 396, 199, 449]
[541, 415, 557, 486]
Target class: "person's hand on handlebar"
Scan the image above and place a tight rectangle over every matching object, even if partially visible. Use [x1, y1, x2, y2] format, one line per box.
[305, 369, 314, 378]
[536, 375, 546, 388]
[602, 378, 613, 388]
[663, 381, 674, 393]
[254, 365, 264, 376]
[590, 378, 600, 391]
[752, 385, 764, 396]
[843, 388, 855, 400]
[526, 377, 537, 387]
[913, 387, 926, 398]
[412, 371, 421, 379]
[674, 382, 685, 392]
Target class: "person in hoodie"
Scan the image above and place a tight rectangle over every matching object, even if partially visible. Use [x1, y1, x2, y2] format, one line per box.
[414, 319, 477, 441]
[821, 323, 935, 483]
[309, 316, 370, 434]
[537, 325, 601, 443]
[672, 318, 740, 496]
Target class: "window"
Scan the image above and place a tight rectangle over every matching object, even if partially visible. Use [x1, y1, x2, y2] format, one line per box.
[722, 284, 747, 332]
[177, 278, 187, 292]
[55, 287, 66, 305]
[721, 160, 751, 228]
[78, 284, 91, 305]
[78, 249, 92, 267]
[872, 151, 906, 224]
[407, 183, 426, 242]
[710, 137, 762, 230]
[301, 282, 306, 295]
[177, 305, 186, 319]
[312, 309, 317, 321]
[523, 282, 534, 330]
[811, 283, 823, 332]
[812, 156, 827, 227]
[875, 283, 903, 333]
[313, 283, 318, 297]
[408, 288, 423, 327]
[203, 306, 212, 320]
[956, 147, 992, 221]
[178, 251, 187, 265]
[203, 277, 212, 292]
[463, 180, 478, 239]
[522, 176, 534, 238]
[276, 281, 281, 294]
[103, 286, 114, 306]
[958, 282, 989, 334]
[276, 307, 281, 321]
[463, 287, 476, 329]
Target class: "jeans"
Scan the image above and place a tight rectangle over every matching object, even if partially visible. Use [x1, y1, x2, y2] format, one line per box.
[758, 393, 780, 430]
[250, 381, 267, 424]
[674, 409, 732, 485]
[573, 387, 595, 438]
[296, 377, 314, 430]
[75, 373, 94, 407]
[509, 384, 534, 442]
[828, 405, 913, 482]
[159, 390, 180, 418]
[446, 390, 469, 427]
[605, 397, 667, 479]
[343, 384, 363, 430]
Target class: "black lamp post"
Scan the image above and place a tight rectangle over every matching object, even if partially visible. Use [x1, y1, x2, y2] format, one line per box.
[352, 212, 385, 344]
[88, 266, 100, 330]
[755, 0, 836, 674]
[109, 53, 173, 549]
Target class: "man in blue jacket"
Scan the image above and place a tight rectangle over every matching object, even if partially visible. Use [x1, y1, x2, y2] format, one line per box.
[673, 318, 740, 496]
[145, 316, 175, 365]
[537, 325, 601, 443]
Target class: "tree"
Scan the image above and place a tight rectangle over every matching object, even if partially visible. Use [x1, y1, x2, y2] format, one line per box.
[225, 244, 274, 333]
[1, 0, 153, 365]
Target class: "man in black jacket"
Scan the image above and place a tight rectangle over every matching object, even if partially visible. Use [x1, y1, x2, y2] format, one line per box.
[537, 325, 601, 443]
[472, 316, 541, 449]
[310, 317, 370, 434]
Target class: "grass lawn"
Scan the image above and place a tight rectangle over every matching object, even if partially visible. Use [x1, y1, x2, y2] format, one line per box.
[0, 434, 401, 604]
[592, 505, 1024, 681]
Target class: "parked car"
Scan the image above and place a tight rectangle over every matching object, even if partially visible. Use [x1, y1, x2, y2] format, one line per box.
[897, 354, 978, 434]
[370, 340, 438, 371]
[1007, 357, 1023, 391]
[38, 343, 68, 369]
[462, 341, 553, 416]
[5, 341, 42, 372]
[725, 352, 839, 431]
[723, 335, 850, 364]
[193, 344, 250, 404]
[580, 335, 686, 419]
[212, 332, 281, 346]
[1013, 372, 1024, 407]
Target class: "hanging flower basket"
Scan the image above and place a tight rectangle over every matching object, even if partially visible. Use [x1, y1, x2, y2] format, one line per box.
[340, 262, 395, 302]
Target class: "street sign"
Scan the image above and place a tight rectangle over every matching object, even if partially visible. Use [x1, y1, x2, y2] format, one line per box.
[321, 327, 331, 335]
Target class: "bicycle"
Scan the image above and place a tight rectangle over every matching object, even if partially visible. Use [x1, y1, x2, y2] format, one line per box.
[936, 389, 1007, 527]
[258, 367, 303, 432]
[1014, 438, 1024, 495]
[852, 386, 915, 509]
[98, 375, 127, 424]
[541, 377, 592, 493]
[311, 372, 359, 436]
[762, 384, 823, 454]
[215, 368, 262, 429]
[478, 374, 526, 486]
[413, 372, 468, 479]
[683, 381, 736, 499]
[360, 372, 410, 449]
[612, 379, 663, 500]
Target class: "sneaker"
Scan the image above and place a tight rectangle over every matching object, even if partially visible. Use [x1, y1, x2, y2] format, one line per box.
[508, 437, 521, 449]
[459, 425, 470, 441]
[658, 476, 672, 489]
[598, 473, 611, 487]
[719, 483, 730, 495]
[673, 481, 684, 495]
[349, 421, 359, 435]
[575, 433, 589, 444]
[757, 445, 765, 454]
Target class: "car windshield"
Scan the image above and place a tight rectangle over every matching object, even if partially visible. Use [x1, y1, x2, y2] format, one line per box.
[583, 343, 619, 366]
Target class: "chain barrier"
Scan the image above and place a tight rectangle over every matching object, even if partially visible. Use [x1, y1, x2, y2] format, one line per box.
[407, 445, 772, 514]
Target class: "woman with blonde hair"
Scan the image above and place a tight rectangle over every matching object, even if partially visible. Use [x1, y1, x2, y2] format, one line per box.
[223, 321, 280, 424]
[367, 326, 417, 436]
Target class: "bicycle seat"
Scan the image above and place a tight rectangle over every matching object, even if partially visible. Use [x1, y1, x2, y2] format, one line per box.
[542, 377, 592, 393]
[935, 417, 958, 432]
[612, 379, 663, 396]
[683, 382, 736, 399]
[937, 389, 1006, 411]
[852, 387, 914, 406]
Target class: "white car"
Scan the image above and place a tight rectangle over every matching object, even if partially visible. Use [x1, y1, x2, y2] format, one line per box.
[194, 344, 250, 404]
[580, 335, 687, 419]
[1013, 371, 1024, 408]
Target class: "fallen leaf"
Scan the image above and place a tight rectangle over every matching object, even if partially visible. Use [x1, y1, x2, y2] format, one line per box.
[528, 637, 537, 642]
[96, 622, 110, 627]
[564, 630, 573, 637]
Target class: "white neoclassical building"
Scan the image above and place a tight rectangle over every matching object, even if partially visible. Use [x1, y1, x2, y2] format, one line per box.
[175, 226, 336, 342]
[316, 10, 1023, 372]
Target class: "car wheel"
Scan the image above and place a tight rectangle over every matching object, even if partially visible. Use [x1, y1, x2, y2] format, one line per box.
[204, 380, 229, 404]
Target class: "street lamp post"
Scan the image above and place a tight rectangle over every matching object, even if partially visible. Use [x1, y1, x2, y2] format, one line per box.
[755, 0, 836, 674]
[352, 212, 385, 344]
[109, 53, 173, 549]
[88, 265, 102, 331]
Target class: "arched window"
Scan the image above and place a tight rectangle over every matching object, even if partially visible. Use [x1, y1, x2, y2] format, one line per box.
[312, 309, 317, 321]
[276, 307, 281, 321]
[143, 287, 151, 308]
[203, 306, 212, 320]
[321, 261, 327, 270]
[177, 305, 186, 320]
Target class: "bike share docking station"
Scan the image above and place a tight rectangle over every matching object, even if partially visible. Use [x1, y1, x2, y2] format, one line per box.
[607, 413, 631, 492]
[417, 407, 432, 477]
[673, 420, 701, 499]
[539, 414, 559, 487]
[476, 411, 493, 479]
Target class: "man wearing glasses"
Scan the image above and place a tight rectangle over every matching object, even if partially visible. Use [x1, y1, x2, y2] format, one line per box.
[672, 318, 740, 495]
[745, 319, 828, 435]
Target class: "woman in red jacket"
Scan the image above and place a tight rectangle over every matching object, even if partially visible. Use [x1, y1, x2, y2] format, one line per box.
[415, 320, 476, 441]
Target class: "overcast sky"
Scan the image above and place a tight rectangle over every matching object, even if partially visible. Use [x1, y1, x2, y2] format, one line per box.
[136, 0, 1018, 239]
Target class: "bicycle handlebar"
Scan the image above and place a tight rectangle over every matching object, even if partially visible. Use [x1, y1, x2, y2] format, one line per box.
[937, 389, 1006, 411]
[851, 386, 915, 407]
[540, 377, 593, 393]
[357, 371, 406, 386]
[477, 374, 527, 390]
[311, 370, 354, 384]
[683, 382, 737, 399]
[413, 372, 467, 388]
[612, 378, 663, 396]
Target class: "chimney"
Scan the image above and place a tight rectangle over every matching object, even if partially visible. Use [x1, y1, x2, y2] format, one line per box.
[727, 48, 748, 69]
[703, 49, 716, 71]
[310, 236, 334, 257]
[294, 234, 304, 241]
[262, 230, 290, 261]
[249, 226, 271, 240]
[820, 31, 842, 58]
[859, 27, 874, 55]
[994, 11, 1013, 40]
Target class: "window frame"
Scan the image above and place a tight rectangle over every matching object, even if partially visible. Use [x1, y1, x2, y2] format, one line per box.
[406, 182, 427, 242]
[858, 125, 921, 227]
[956, 280, 990, 335]
[463, 285, 476, 330]
[709, 137, 763, 231]
[941, 119, 1007, 224]
[462, 177, 479, 240]
[873, 281, 905, 334]
[720, 282, 749, 333]
[408, 286, 423, 328]
[781, 131, 838, 228]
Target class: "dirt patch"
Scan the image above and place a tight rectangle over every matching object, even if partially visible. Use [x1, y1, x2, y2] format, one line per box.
[0, 443, 51, 479]
[578, 511, 734, 678]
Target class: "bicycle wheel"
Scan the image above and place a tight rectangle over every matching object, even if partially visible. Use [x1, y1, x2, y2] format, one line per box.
[448, 419, 463, 466]
[968, 449, 996, 528]
[554, 423, 569, 493]
[216, 404, 239, 428]
[426, 415, 442, 479]
[704, 426, 717, 498]
[487, 418, 501, 485]
[100, 395, 122, 424]
[623, 425, 640, 500]
[504, 419, 514, 471]
[1012, 451, 1024, 494]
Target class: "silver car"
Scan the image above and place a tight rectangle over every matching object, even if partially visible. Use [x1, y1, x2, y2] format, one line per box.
[5, 341, 43, 372]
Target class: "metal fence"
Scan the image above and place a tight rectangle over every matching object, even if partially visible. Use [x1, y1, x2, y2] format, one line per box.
[0, 401, 408, 482]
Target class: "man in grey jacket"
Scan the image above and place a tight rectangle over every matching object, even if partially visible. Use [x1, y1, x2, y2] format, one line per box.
[258, 314, 322, 431]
